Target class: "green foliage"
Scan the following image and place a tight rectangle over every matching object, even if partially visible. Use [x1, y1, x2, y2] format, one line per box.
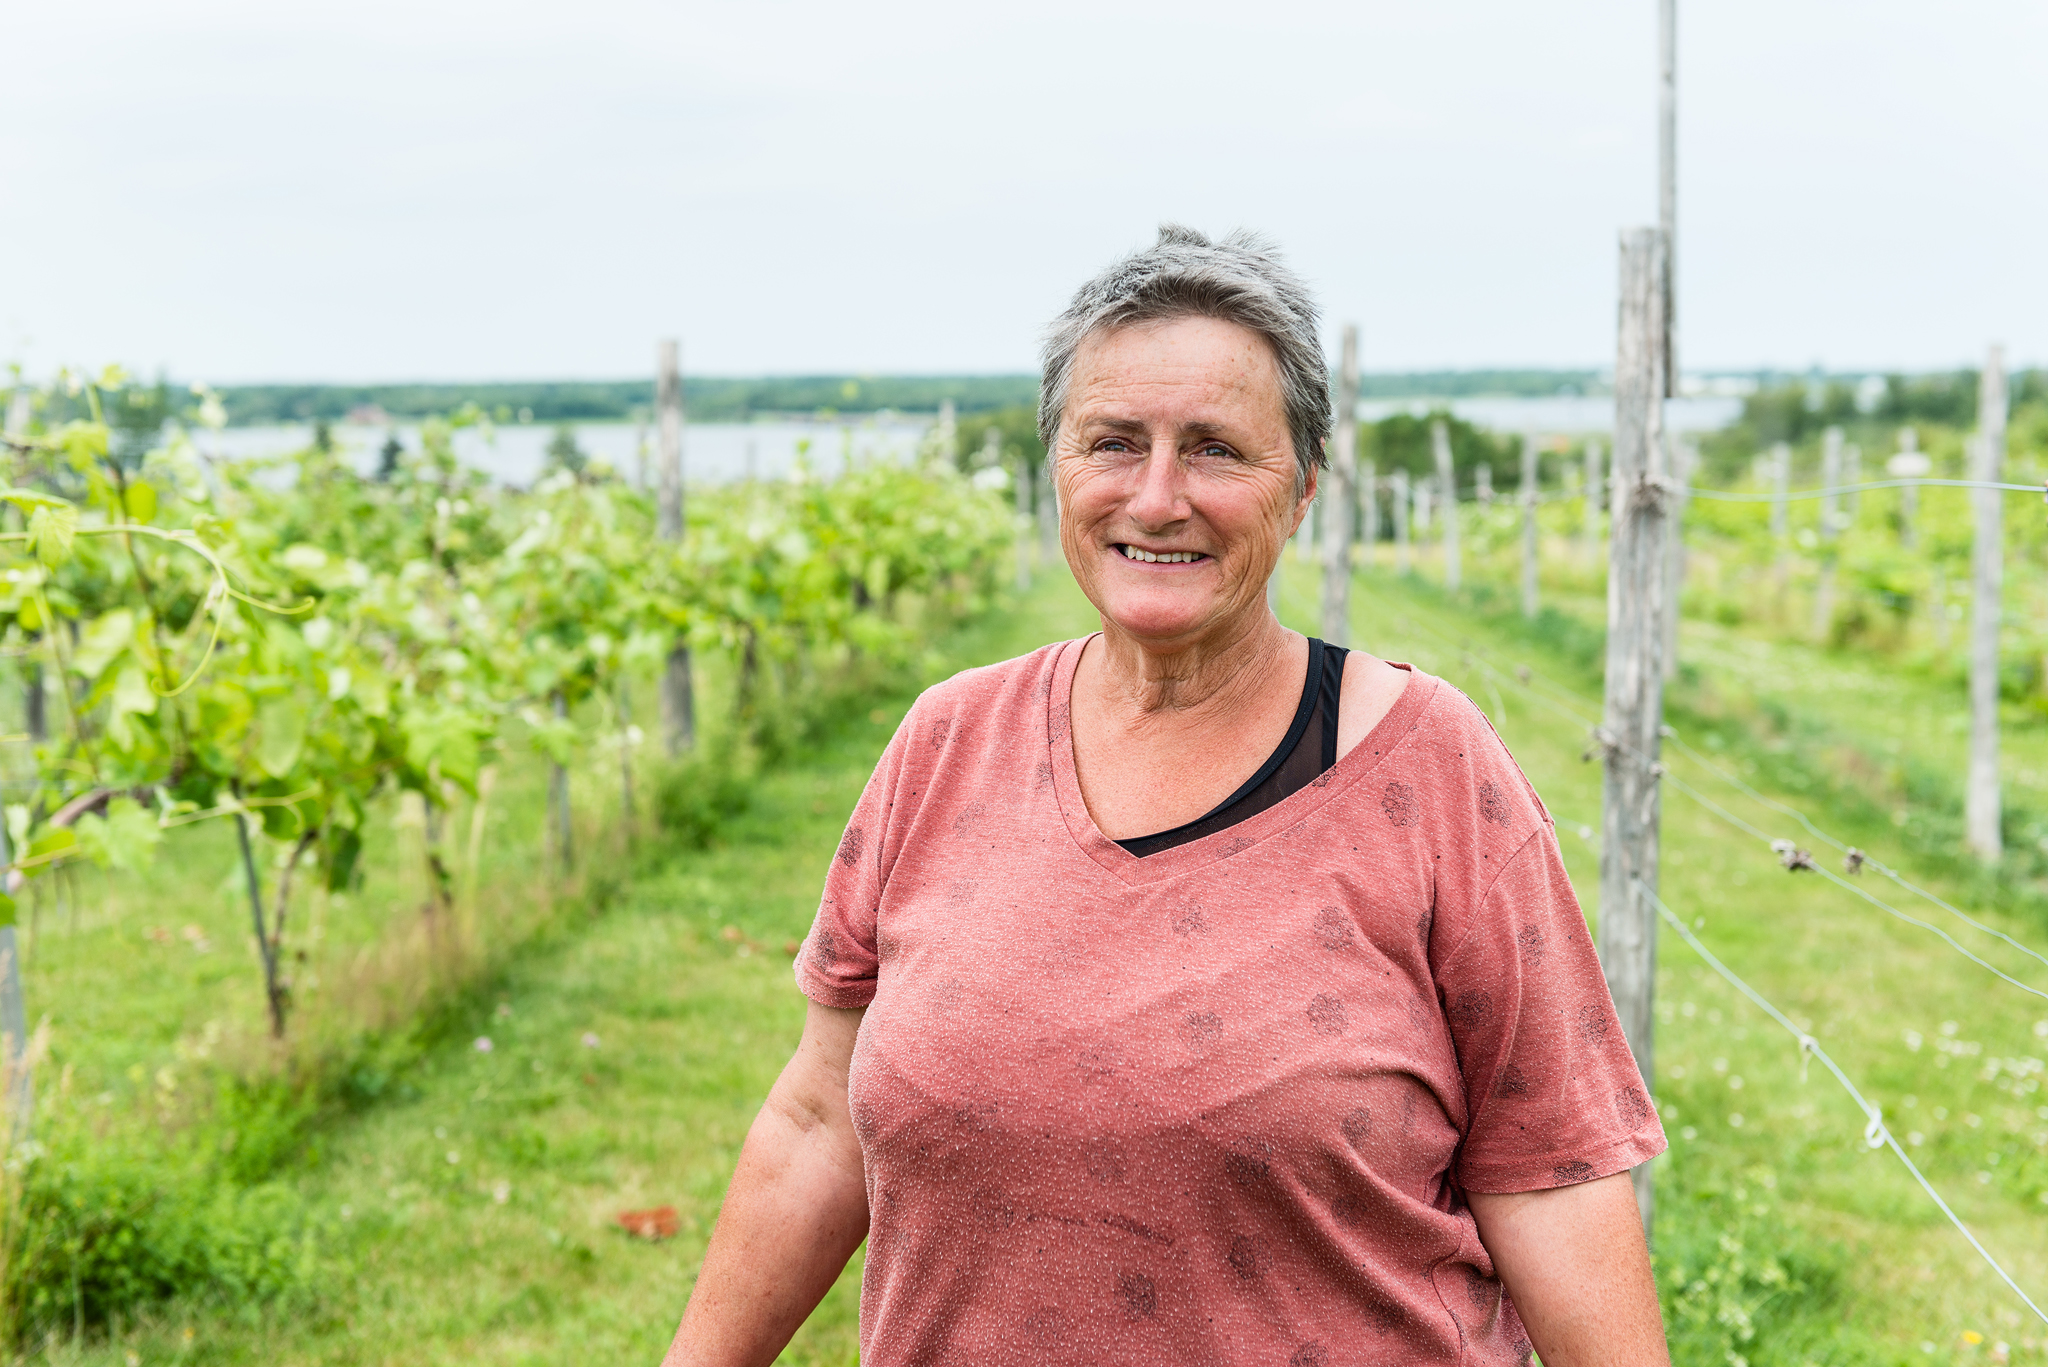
[1360, 409, 1521, 482]
[1656, 1168, 1855, 1367]
[649, 749, 753, 850]
[208, 376, 1046, 427]
[7, 1127, 320, 1342]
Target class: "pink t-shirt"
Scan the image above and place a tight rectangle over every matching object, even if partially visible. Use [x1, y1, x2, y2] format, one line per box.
[797, 637, 1663, 1365]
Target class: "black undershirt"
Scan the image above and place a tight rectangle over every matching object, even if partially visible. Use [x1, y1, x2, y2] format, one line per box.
[1114, 638, 1349, 858]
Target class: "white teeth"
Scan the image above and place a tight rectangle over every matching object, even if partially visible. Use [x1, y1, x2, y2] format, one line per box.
[1120, 546, 1200, 563]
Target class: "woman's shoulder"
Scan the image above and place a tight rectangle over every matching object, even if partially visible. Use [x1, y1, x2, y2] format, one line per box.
[893, 637, 1083, 749]
[1387, 669, 1552, 829]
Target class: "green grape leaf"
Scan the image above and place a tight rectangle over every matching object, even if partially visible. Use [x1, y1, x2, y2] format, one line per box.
[0, 893, 16, 928]
[322, 825, 362, 892]
[110, 665, 158, 719]
[74, 798, 162, 873]
[256, 696, 307, 778]
[73, 610, 137, 680]
[26, 503, 78, 567]
[23, 825, 78, 878]
[123, 481, 158, 524]
[0, 486, 72, 514]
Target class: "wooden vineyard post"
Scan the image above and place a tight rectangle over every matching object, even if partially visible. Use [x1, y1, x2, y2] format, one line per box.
[1813, 426, 1843, 642]
[1391, 469, 1411, 576]
[1322, 324, 1359, 648]
[1889, 427, 1927, 549]
[1967, 346, 2008, 861]
[1360, 460, 1379, 570]
[1584, 438, 1604, 558]
[1038, 460, 1059, 565]
[1005, 429, 1032, 593]
[1663, 437, 1692, 676]
[656, 339, 694, 756]
[1770, 441, 1791, 613]
[1519, 435, 1540, 619]
[0, 818, 28, 1136]
[550, 690, 573, 872]
[1432, 420, 1459, 592]
[1476, 463, 1494, 508]
[1658, 0, 1677, 396]
[1601, 227, 1671, 1234]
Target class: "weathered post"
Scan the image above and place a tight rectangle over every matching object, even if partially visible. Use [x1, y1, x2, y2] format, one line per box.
[1432, 419, 1459, 592]
[549, 690, 573, 872]
[1967, 347, 2008, 861]
[1038, 460, 1059, 564]
[1322, 324, 1359, 647]
[934, 398, 957, 467]
[1584, 438, 1604, 553]
[0, 819, 28, 1135]
[656, 339, 695, 755]
[1663, 437, 1693, 675]
[1845, 441, 1863, 517]
[1519, 435, 1540, 619]
[1770, 441, 1791, 613]
[1658, 0, 1677, 396]
[1360, 460, 1379, 569]
[1600, 226, 1671, 1234]
[1391, 468, 1411, 576]
[1476, 463, 1494, 507]
[1001, 429, 1031, 593]
[1888, 427, 1927, 549]
[1813, 426, 1843, 641]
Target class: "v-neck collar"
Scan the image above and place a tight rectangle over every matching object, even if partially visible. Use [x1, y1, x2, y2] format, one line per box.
[1045, 634, 1439, 887]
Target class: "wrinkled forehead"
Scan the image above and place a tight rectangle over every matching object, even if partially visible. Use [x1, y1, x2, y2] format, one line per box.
[1064, 316, 1287, 430]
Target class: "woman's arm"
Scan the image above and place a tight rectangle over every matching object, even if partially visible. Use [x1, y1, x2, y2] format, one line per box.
[1468, 1172, 1670, 1367]
[660, 1001, 870, 1367]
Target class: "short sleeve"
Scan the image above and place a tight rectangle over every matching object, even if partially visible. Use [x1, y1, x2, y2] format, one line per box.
[793, 717, 912, 1009]
[1439, 827, 1667, 1193]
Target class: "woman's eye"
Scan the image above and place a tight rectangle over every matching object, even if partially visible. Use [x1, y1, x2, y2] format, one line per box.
[1198, 443, 1234, 459]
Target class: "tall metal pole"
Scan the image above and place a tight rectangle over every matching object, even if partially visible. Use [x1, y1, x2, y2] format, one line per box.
[1601, 226, 1670, 1235]
[1658, 0, 1677, 397]
[1519, 435, 1540, 619]
[1967, 347, 2008, 861]
[1432, 420, 1459, 593]
[1390, 468, 1410, 576]
[657, 339, 695, 755]
[1322, 324, 1359, 647]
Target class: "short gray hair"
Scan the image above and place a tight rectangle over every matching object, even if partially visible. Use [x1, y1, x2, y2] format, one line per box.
[1038, 224, 1331, 493]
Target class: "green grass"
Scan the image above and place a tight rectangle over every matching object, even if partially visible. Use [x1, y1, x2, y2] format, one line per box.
[25, 545, 2048, 1365]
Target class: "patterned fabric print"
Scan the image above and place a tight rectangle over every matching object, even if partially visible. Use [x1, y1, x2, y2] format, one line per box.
[798, 639, 1665, 1366]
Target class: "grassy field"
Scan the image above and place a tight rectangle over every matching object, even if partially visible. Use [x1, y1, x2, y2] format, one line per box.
[24, 550, 2048, 1365]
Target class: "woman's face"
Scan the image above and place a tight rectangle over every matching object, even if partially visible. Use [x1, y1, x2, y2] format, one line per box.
[1054, 315, 1315, 648]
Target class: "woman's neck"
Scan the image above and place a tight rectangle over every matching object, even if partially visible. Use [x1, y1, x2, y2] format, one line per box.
[1086, 608, 1297, 729]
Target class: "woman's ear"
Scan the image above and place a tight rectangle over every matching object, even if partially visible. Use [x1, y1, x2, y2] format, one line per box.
[1288, 462, 1320, 537]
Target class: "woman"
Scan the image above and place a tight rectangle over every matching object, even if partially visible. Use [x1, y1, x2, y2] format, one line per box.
[663, 226, 1668, 1366]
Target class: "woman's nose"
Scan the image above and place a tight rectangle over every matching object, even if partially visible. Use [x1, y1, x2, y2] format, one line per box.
[1126, 442, 1185, 528]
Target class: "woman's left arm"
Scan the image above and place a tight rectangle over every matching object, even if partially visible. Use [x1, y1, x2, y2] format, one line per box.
[1468, 1172, 1670, 1367]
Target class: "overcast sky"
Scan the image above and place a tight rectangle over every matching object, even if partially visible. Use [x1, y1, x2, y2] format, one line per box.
[3, 0, 2042, 383]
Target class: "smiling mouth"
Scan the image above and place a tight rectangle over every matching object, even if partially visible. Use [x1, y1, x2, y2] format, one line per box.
[1114, 544, 1208, 564]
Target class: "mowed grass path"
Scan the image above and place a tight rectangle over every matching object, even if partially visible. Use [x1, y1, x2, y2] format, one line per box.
[63, 556, 2048, 1364]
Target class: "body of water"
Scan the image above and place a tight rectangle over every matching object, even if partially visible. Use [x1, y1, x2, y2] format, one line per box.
[197, 416, 935, 487]
[199, 395, 1741, 487]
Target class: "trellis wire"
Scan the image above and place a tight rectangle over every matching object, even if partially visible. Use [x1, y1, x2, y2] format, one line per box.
[1383, 612, 2048, 1000]
[1684, 478, 2045, 503]
[1637, 876, 2048, 1329]
[1659, 729, 2048, 977]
